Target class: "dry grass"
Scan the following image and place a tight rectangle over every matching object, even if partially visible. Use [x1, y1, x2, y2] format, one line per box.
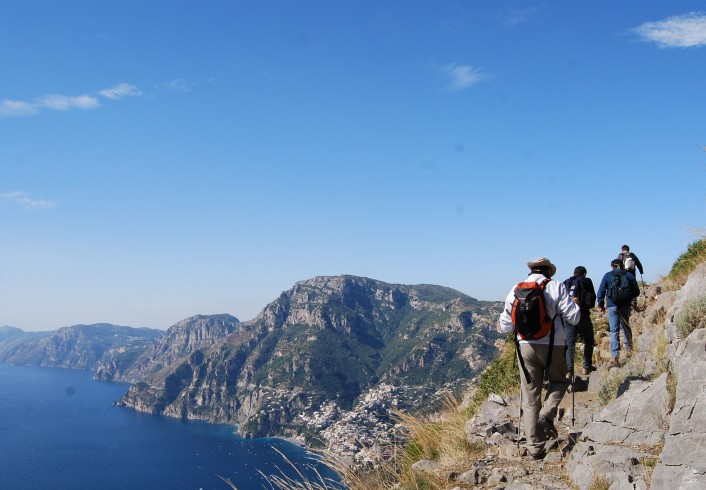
[649, 329, 670, 379]
[219, 448, 398, 490]
[598, 365, 643, 406]
[396, 393, 485, 469]
[588, 471, 611, 490]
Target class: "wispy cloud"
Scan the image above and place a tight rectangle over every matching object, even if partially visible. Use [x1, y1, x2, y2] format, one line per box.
[441, 64, 487, 93]
[499, 6, 540, 27]
[0, 100, 38, 117]
[633, 12, 706, 48]
[35, 94, 100, 111]
[0, 83, 142, 118]
[163, 79, 193, 93]
[99, 83, 142, 99]
[1, 191, 58, 210]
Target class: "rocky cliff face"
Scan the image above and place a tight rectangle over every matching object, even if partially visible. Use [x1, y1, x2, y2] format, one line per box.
[117, 275, 503, 441]
[94, 313, 240, 382]
[0, 324, 163, 371]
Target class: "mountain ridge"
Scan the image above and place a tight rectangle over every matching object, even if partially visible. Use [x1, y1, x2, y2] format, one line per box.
[0, 274, 504, 452]
[115, 275, 504, 443]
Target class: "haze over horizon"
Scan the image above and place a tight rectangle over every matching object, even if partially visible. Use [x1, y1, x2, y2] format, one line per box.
[2, 1, 705, 332]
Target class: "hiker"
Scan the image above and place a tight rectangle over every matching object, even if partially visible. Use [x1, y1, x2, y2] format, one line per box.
[563, 266, 597, 376]
[596, 259, 640, 368]
[499, 257, 581, 460]
[617, 244, 644, 277]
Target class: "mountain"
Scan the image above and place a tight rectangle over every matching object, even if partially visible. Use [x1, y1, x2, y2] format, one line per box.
[95, 314, 241, 382]
[117, 275, 504, 441]
[0, 325, 26, 342]
[0, 323, 163, 371]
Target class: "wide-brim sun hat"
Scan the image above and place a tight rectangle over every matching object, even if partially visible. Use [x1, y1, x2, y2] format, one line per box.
[527, 257, 557, 277]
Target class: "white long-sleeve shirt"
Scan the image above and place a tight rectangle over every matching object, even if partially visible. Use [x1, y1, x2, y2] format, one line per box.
[498, 273, 581, 345]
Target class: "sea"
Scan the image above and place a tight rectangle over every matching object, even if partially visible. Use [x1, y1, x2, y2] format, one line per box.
[0, 364, 339, 490]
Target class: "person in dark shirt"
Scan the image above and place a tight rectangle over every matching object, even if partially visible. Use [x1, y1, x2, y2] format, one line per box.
[563, 266, 596, 376]
[617, 244, 644, 276]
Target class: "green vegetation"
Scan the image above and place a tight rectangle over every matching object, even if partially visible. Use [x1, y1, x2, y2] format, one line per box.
[666, 238, 706, 287]
[466, 335, 519, 414]
[674, 293, 706, 339]
[598, 366, 643, 405]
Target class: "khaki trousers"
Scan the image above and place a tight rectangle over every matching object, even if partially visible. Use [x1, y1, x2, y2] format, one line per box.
[519, 342, 569, 454]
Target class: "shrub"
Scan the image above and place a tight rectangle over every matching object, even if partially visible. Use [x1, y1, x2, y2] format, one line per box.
[674, 293, 706, 339]
[667, 238, 706, 287]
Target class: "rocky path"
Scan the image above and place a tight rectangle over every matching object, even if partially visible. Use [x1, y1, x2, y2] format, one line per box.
[412, 363, 608, 489]
[412, 265, 706, 489]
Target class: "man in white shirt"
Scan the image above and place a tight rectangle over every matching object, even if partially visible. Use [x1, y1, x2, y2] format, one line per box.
[498, 257, 581, 459]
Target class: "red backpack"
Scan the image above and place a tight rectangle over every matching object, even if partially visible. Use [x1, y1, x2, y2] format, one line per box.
[511, 278, 554, 340]
[510, 277, 557, 384]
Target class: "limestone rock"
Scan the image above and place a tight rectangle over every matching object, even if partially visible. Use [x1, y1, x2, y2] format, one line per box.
[582, 373, 669, 447]
[410, 459, 443, 474]
[652, 328, 706, 488]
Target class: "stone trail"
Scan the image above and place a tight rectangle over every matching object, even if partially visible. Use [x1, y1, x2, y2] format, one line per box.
[409, 263, 706, 489]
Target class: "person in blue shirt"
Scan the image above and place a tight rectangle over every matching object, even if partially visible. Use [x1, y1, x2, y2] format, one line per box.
[596, 259, 640, 368]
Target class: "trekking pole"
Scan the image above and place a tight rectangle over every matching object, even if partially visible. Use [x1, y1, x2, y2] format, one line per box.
[514, 348, 522, 440]
[518, 380, 522, 441]
[571, 363, 575, 427]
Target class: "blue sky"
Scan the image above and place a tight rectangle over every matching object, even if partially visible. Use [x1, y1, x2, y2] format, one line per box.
[2, 1, 705, 331]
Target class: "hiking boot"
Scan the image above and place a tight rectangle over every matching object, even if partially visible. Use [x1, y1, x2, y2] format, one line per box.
[581, 367, 590, 376]
[537, 416, 558, 440]
[530, 449, 546, 460]
[610, 357, 620, 368]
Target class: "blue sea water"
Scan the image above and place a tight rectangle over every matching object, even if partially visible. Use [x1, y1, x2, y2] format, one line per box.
[0, 364, 338, 490]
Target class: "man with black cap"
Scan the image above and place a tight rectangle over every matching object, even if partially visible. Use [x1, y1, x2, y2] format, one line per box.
[597, 259, 640, 367]
[499, 257, 581, 460]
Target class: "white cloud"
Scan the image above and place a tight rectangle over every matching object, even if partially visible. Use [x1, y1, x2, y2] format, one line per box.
[441, 64, 487, 93]
[633, 12, 706, 48]
[0, 100, 39, 117]
[1, 191, 57, 210]
[0, 82, 142, 118]
[99, 83, 142, 99]
[36, 94, 100, 111]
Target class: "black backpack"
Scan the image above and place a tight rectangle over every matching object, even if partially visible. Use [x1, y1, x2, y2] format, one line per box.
[607, 270, 634, 305]
[564, 276, 595, 310]
[578, 278, 596, 310]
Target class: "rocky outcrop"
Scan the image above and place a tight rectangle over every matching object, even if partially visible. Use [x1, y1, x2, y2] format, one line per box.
[117, 275, 503, 445]
[566, 263, 706, 489]
[399, 262, 706, 489]
[568, 264, 706, 488]
[95, 313, 240, 382]
[652, 274, 706, 489]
